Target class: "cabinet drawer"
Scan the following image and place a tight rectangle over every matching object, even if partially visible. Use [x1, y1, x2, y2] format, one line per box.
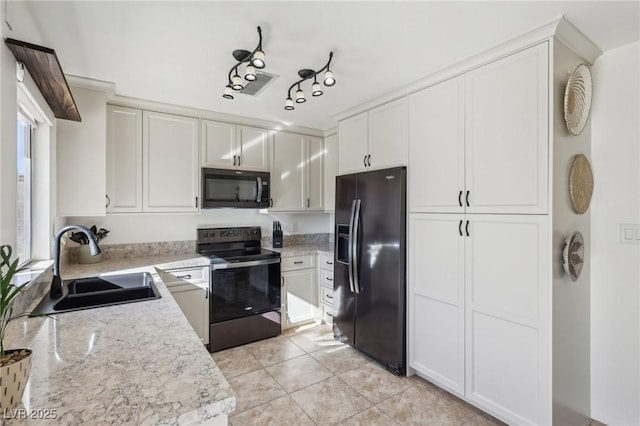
[320, 285, 334, 304]
[321, 303, 334, 324]
[281, 255, 315, 271]
[318, 252, 335, 271]
[161, 267, 208, 287]
[320, 269, 334, 289]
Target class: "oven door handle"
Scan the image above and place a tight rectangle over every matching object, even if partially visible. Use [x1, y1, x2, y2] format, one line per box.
[212, 258, 280, 270]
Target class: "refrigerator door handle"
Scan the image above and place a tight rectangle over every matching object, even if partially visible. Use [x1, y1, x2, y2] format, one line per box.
[352, 199, 362, 294]
[347, 200, 357, 293]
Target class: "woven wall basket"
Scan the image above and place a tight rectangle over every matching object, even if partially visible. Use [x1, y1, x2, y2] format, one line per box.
[569, 154, 594, 214]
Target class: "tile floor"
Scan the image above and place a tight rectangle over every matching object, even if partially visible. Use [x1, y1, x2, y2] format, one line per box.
[212, 322, 505, 425]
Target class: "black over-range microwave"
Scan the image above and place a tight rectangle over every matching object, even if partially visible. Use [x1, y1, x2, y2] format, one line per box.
[201, 168, 270, 209]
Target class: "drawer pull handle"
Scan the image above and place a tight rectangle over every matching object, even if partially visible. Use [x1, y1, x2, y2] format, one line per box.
[326, 312, 333, 317]
[326, 261, 333, 265]
[326, 294, 333, 299]
[326, 277, 333, 281]
[293, 261, 304, 264]
[176, 274, 192, 280]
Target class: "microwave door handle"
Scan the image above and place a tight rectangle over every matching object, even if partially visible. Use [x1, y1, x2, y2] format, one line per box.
[256, 177, 263, 202]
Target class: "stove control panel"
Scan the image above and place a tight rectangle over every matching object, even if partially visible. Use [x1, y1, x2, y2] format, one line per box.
[197, 226, 262, 244]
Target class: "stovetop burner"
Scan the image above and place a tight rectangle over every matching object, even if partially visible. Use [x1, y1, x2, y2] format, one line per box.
[196, 226, 280, 264]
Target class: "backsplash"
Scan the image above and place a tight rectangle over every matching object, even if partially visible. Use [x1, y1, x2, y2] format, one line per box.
[65, 240, 195, 263]
[262, 233, 333, 247]
[64, 233, 333, 264]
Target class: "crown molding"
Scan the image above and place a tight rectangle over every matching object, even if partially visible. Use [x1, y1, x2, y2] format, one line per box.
[333, 15, 602, 123]
[65, 75, 116, 97]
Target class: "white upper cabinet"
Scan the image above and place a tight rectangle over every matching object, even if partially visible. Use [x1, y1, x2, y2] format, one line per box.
[465, 43, 548, 214]
[270, 131, 323, 211]
[143, 111, 199, 212]
[107, 105, 143, 213]
[368, 97, 407, 171]
[409, 76, 465, 213]
[237, 125, 269, 171]
[338, 98, 407, 175]
[409, 43, 548, 215]
[201, 120, 268, 171]
[307, 136, 324, 210]
[57, 87, 107, 216]
[201, 120, 235, 169]
[323, 133, 338, 211]
[338, 111, 368, 175]
[270, 131, 306, 211]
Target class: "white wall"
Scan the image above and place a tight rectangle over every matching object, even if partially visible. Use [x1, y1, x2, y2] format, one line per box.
[0, 0, 51, 250]
[551, 40, 591, 426]
[591, 40, 640, 425]
[65, 211, 331, 245]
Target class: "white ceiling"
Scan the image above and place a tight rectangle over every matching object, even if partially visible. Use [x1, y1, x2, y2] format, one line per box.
[25, 1, 640, 131]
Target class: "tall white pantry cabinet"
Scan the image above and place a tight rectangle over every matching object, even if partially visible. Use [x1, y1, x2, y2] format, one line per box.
[407, 32, 595, 425]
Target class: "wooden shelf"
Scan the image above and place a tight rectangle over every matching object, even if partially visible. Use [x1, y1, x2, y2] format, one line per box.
[5, 38, 81, 122]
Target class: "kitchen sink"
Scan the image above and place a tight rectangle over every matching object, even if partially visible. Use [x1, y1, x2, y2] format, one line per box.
[31, 272, 161, 315]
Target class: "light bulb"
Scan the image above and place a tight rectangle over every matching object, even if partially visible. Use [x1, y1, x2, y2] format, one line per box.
[232, 74, 244, 90]
[312, 81, 323, 97]
[295, 87, 306, 103]
[223, 85, 234, 99]
[245, 65, 256, 81]
[324, 70, 335, 87]
[285, 97, 294, 110]
[252, 50, 265, 69]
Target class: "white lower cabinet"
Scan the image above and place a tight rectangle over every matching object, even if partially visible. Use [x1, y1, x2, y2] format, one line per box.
[281, 255, 317, 329]
[157, 267, 209, 345]
[409, 214, 465, 396]
[409, 213, 550, 425]
[318, 252, 335, 324]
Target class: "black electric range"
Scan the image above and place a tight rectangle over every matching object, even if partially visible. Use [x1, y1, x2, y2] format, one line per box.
[196, 226, 282, 352]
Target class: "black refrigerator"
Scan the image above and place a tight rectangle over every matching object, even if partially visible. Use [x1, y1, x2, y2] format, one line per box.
[333, 166, 406, 375]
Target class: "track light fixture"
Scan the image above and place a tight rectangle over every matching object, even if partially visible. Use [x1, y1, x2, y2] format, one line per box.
[223, 26, 266, 100]
[284, 52, 335, 110]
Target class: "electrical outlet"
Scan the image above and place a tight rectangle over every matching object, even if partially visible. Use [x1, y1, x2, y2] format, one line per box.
[620, 224, 640, 245]
[292, 222, 299, 233]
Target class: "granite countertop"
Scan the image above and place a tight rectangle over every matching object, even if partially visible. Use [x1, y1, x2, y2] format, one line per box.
[4, 254, 234, 425]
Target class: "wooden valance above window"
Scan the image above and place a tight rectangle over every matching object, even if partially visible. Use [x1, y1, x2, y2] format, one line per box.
[5, 38, 81, 122]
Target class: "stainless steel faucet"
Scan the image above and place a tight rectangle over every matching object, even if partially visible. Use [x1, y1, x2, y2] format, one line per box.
[51, 225, 102, 298]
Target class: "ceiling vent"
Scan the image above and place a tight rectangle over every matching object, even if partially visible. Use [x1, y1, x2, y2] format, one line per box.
[238, 71, 278, 96]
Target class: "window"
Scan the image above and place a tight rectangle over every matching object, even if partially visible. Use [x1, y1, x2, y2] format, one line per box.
[16, 113, 33, 265]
